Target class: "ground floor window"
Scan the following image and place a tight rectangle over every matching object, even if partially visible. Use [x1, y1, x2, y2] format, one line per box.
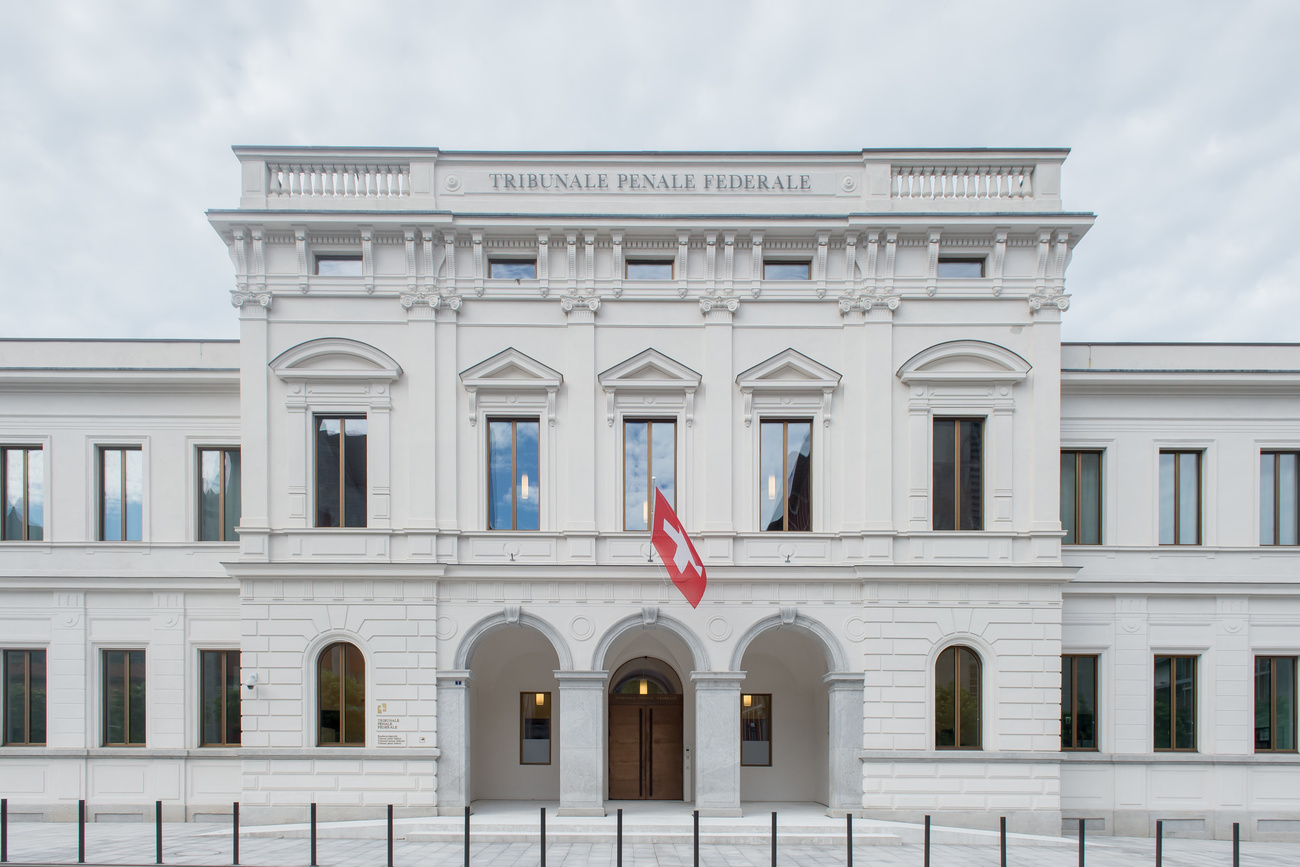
[1255, 656, 1296, 752]
[1153, 655, 1196, 751]
[318, 642, 365, 746]
[936, 646, 981, 749]
[520, 692, 551, 764]
[104, 649, 145, 746]
[4, 649, 46, 745]
[200, 650, 241, 746]
[1061, 655, 1098, 750]
[740, 693, 772, 766]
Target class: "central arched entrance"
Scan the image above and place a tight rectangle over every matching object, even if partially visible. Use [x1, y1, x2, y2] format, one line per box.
[608, 656, 684, 800]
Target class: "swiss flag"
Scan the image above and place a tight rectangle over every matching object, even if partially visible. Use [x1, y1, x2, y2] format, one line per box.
[650, 488, 707, 608]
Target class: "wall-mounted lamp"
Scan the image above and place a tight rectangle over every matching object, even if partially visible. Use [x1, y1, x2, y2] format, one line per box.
[244, 672, 259, 691]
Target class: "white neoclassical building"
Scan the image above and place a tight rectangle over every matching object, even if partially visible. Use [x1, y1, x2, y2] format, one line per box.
[1, 147, 1298, 840]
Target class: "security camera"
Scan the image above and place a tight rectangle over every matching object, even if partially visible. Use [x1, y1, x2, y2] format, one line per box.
[244, 672, 259, 691]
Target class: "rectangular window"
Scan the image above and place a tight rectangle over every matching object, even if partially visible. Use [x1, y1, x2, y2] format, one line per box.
[100, 447, 143, 541]
[740, 693, 772, 766]
[933, 419, 983, 531]
[2, 446, 44, 541]
[626, 260, 673, 280]
[315, 255, 362, 276]
[1061, 655, 1098, 750]
[520, 692, 551, 764]
[624, 420, 676, 531]
[759, 420, 812, 532]
[937, 257, 985, 278]
[198, 448, 241, 541]
[1061, 451, 1102, 545]
[316, 417, 367, 528]
[199, 650, 241, 747]
[763, 261, 811, 280]
[1158, 451, 1201, 545]
[1261, 452, 1299, 546]
[489, 419, 540, 530]
[4, 649, 46, 746]
[489, 260, 537, 280]
[1153, 655, 1196, 751]
[104, 649, 146, 746]
[1255, 656, 1296, 752]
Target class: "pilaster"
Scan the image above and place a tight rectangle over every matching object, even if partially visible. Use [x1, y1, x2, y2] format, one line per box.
[554, 671, 609, 816]
[824, 672, 866, 814]
[435, 671, 472, 814]
[691, 671, 744, 816]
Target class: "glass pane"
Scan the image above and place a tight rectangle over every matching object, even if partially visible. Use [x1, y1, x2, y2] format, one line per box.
[1261, 455, 1276, 545]
[343, 645, 365, 745]
[1079, 452, 1101, 544]
[763, 262, 811, 280]
[224, 450, 241, 541]
[488, 421, 513, 530]
[1060, 453, 1077, 545]
[1061, 657, 1073, 747]
[652, 422, 676, 510]
[316, 419, 341, 528]
[342, 419, 367, 528]
[1276, 657, 1296, 751]
[937, 259, 984, 278]
[626, 262, 672, 279]
[489, 260, 536, 279]
[29, 650, 46, 744]
[1178, 453, 1199, 545]
[933, 421, 955, 530]
[1256, 657, 1273, 750]
[319, 646, 340, 744]
[124, 450, 143, 541]
[958, 648, 980, 747]
[740, 694, 772, 766]
[935, 648, 956, 747]
[4, 450, 22, 540]
[225, 651, 241, 746]
[316, 257, 362, 276]
[105, 651, 125, 745]
[759, 423, 785, 531]
[1075, 656, 1096, 749]
[624, 422, 648, 531]
[128, 650, 146, 744]
[787, 422, 812, 532]
[959, 420, 983, 531]
[201, 651, 223, 745]
[199, 450, 221, 541]
[521, 692, 551, 764]
[102, 449, 123, 541]
[26, 449, 43, 541]
[4, 651, 22, 743]
[515, 421, 540, 531]
[1158, 453, 1176, 544]
[1153, 657, 1171, 750]
[1280, 454, 1298, 546]
[1174, 657, 1195, 750]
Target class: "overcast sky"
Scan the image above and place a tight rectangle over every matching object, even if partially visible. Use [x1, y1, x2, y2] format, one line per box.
[2, 0, 1298, 343]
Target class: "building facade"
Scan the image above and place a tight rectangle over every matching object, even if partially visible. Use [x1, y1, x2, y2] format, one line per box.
[1, 148, 1297, 840]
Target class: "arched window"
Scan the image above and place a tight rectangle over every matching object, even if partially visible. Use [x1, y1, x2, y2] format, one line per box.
[936, 646, 981, 749]
[318, 642, 365, 746]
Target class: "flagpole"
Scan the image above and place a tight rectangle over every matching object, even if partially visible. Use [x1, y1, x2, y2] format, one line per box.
[647, 475, 658, 565]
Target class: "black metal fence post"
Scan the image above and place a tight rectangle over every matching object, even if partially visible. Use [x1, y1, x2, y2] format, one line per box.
[310, 802, 317, 867]
[387, 805, 394, 867]
[770, 811, 777, 867]
[155, 800, 163, 864]
[463, 805, 470, 867]
[1233, 822, 1239, 867]
[232, 802, 239, 866]
[1000, 816, 1007, 867]
[1, 797, 7, 864]
[1078, 817, 1085, 867]
[616, 808, 622, 867]
[539, 807, 546, 867]
[78, 799, 85, 865]
[846, 814, 852, 867]
[693, 810, 699, 867]
[1155, 819, 1162, 867]
[923, 814, 930, 867]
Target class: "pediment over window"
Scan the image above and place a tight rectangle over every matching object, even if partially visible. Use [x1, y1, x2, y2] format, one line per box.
[736, 348, 842, 426]
[896, 340, 1031, 384]
[598, 348, 702, 426]
[270, 337, 402, 382]
[460, 348, 562, 426]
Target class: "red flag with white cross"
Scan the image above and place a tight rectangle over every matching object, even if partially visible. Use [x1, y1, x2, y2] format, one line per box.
[650, 487, 707, 608]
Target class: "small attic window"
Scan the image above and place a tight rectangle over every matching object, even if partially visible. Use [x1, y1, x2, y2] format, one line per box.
[315, 255, 362, 276]
[937, 257, 985, 278]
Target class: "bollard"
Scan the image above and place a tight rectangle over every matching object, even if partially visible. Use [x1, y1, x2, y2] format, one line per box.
[1078, 817, 1085, 867]
[1155, 819, 1162, 867]
[310, 803, 317, 867]
[155, 800, 163, 865]
[617, 808, 623, 867]
[78, 799, 85, 865]
[771, 811, 777, 867]
[693, 810, 699, 867]
[387, 805, 394, 867]
[923, 814, 930, 867]
[2, 797, 7, 864]
[846, 814, 852, 867]
[1000, 816, 1007, 867]
[464, 805, 470, 867]
[232, 802, 239, 866]
[1233, 822, 1239, 867]
[540, 807, 546, 867]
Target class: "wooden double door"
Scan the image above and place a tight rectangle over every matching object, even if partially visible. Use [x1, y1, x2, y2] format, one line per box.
[608, 694, 683, 800]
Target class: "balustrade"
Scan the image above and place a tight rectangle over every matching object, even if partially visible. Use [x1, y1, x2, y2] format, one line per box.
[892, 164, 1033, 200]
[267, 163, 411, 199]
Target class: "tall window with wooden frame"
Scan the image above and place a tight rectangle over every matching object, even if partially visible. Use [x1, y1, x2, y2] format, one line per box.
[1061, 654, 1098, 750]
[935, 646, 981, 749]
[933, 419, 983, 531]
[624, 420, 675, 531]
[199, 650, 241, 747]
[759, 419, 812, 532]
[318, 642, 365, 746]
[1061, 451, 1102, 545]
[488, 418, 540, 531]
[1153, 655, 1196, 751]
[1260, 451, 1299, 546]
[198, 448, 241, 541]
[103, 649, 146, 746]
[2, 446, 44, 541]
[316, 417, 367, 528]
[4, 649, 46, 746]
[1158, 450, 1200, 545]
[1255, 656, 1296, 752]
[520, 692, 551, 764]
[99, 446, 143, 541]
[740, 693, 772, 766]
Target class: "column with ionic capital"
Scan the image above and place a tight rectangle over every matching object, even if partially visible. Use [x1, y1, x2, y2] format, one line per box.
[824, 671, 865, 815]
[555, 671, 609, 816]
[435, 671, 471, 815]
[691, 671, 744, 816]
